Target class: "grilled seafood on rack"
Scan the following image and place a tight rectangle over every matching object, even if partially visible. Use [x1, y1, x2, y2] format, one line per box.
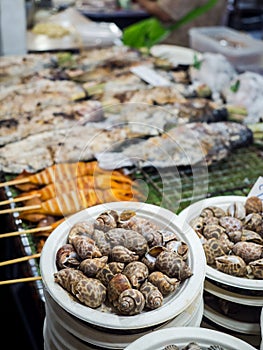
[189, 196, 263, 279]
[54, 209, 193, 315]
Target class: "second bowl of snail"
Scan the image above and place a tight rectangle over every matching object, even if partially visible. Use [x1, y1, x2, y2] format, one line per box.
[178, 195, 263, 292]
[40, 201, 206, 331]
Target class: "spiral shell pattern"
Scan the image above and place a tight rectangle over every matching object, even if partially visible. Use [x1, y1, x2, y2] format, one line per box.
[140, 281, 163, 309]
[117, 289, 145, 315]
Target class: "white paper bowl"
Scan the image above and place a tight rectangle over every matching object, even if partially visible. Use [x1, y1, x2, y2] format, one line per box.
[124, 326, 258, 350]
[179, 196, 263, 291]
[40, 201, 206, 331]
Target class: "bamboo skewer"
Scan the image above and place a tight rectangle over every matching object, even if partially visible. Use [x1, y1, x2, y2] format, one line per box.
[0, 225, 53, 238]
[0, 276, 42, 285]
[0, 204, 41, 215]
[0, 193, 41, 206]
[0, 253, 41, 267]
[0, 177, 30, 188]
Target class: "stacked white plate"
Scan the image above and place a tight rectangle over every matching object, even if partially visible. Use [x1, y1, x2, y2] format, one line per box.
[40, 201, 206, 350]
[124, 326, 258, 350]
[179, 195, 263, 349]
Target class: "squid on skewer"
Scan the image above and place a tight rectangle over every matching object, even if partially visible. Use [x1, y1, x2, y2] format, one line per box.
[15, 187, 141, 218]
[0, 161, 129, 190]
[15, 173, 139, 202]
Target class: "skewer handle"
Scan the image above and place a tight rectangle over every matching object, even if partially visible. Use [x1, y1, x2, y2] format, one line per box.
[0, 193, 41, 206]
[0, 253, 41, 267]
[0, 177, 30, 188]
[0, 204, 41, 215]
[0, 276, 42, 285]
[0, 225, 53, 238]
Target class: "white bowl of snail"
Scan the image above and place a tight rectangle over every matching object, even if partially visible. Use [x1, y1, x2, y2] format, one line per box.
[178, 195, 263, 291]
[40, 201, 206, 330]
[124, 326, 258, 350]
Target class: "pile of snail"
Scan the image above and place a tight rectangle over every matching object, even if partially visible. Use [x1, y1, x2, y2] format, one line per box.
[54, 209, 193, 316]
[189, 196, 263, 279]
[163, 344, 225, 350]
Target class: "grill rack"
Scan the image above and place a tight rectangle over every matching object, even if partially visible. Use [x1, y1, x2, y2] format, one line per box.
[1, 143, 263, 307]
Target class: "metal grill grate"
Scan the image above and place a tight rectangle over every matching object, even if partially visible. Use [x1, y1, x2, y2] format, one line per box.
[136, 144, 263, 214]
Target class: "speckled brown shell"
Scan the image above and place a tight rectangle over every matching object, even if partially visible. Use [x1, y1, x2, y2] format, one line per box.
[68, 221, 94, 244]
[79, 256, 108, 277]
[123, 261, 149, 288]
[94, 210, 119, 231]
[202, 238, 226, 265]
[232, 241, 263, 263]
[54, 268, 87, 295]
[148, 271, 180, 296]
[240, 229, 263, 244]
[92, 229, 111, 255]
[248, 258, 263, 279]
[71, 235, 102, 260]
[226, 201, 246, 220]
[182, 342, 202, 350]
[75, 277, 107, 308]
[245, 196, 263, 214]
[203, 224, 225, 240]
[108, 261, 125, 274]
[215, 255, 247, 277]
[165, 240, 189, 260]
[95, 263, 114, 286]
[219, 216, 243, 233]
[55, 243, 80, 270]
[155, 251, 193, 280]
[117, 288, 145, 316]
[107, 273, 131, 304]
[110, 245, 139, 263]
[140, 281, 163, 309]
[243, 213, 263, 234]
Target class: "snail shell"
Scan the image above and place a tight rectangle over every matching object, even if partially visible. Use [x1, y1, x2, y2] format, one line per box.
[148, 271, 180, 296]
[118, 209, 136, 222]
[218, 233, 234, 253]
[94, 210, 119, 231]
[140, 281, 163, 310]
[219, 216, 243, 233]
[119, 217, 162, 247]
[117, 288, 145, 316]
[163, 346, 179, 350]
[215, 255, 247, 277]
[232, 241, 263, 263]
[108, 261, 125, 274]
[71, 235, 102, 260]
[159, 230, 178, 244]
[68, 221, 94, 243]
[54, 268, 87, 295]
[240, 229, 263, 244]
[243, 213, 262, 234]
[79, 256, 108, 277]
[182, 342, 202, 350]
[92, 229, 111, 255]
[107, 273, 131, 304]
[155, 251, 193, 280]
[110, 245, 139, 263]
[75, 277, 107, 308]
[203, 224, 225, 240]
[189, 216, 204, 237]
[96, 263, 114, 286]
[55, 243, 80, 270]
[202, 238, 226, 265]
[165, 240, 189, 260]
[201, 206, 225, 218]
[227, 201, 246, 220]
[123, 261, 149, 288]
[106, 228, 148, 256]
[248, 258, 263, 279]
[245, 196, 262, 214]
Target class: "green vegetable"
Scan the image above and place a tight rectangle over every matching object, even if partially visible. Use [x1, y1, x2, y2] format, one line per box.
[193, 53, 202, 70]
[230, 79, 240, 93]
[122, 0, 218, 50]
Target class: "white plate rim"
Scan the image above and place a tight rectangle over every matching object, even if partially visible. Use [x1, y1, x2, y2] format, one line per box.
[40, 201, 206, 330]
[204, 304, 261, 335]
[124, 326, 258, 350]
[204, 280, 263, 307]
[179, 195, 263, 290]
